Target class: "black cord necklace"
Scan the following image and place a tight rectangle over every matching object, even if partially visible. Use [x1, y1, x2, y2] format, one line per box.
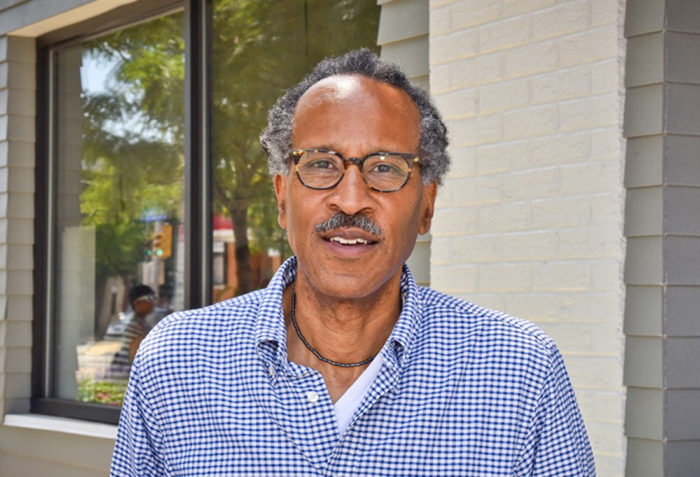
[290, 288, 376, 368]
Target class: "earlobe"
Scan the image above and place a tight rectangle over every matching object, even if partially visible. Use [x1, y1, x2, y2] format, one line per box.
[274, 174, 288, 230]
[418, 182, 437, 235]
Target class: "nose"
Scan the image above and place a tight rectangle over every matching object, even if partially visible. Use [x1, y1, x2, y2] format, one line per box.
[328, 163, 372, 215]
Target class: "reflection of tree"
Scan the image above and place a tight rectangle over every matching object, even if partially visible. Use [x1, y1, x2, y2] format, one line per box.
[80, 1, 380, 298]
[79, 13, 185, 324]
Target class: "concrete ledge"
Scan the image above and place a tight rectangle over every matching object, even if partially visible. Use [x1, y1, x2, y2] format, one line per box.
[3, 413, 117, 440]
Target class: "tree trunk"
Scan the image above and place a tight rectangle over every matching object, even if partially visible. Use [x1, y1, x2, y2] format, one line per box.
[231, 206, 253, 295]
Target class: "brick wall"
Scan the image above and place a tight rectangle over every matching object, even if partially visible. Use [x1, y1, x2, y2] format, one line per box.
[429, 1, 626, 475]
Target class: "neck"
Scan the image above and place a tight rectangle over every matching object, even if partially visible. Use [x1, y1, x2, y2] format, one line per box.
[284, 273, 402, 370]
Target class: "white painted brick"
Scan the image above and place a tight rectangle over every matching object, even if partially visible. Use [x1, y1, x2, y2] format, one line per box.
[528, 132, 590, 168]
[474, 113, 503, 145]
[503, 166, 560, 200]
[431, 5, 452, 36]
[560, 160, 621, 194]
[504, 40, 558, 78]
[445, 145, 476, 177]
[478, 201, 532, 233]
[473, 53, 503, 84]
[590, 127, 622, 160]
[531, 196, 591, 229]
[451, 233, 503, 263]
[532, 260, 591, 292]
[502, 104, 557, 140]
[591, 259, 623, 291]
[478, 15, 531, 54]
[499, 230, 559, 261]
[502, 0, 557, 17]
[533, 260, 591, 291]
[432, 207, 477, 236]
[430, 29, 478, 65]
[437, 174, 502, 206]
[591, 192, 623, 225]
[557, 291, 622, 323]
[558, 26, 619, 67]
[531, 65, 592, 104]
[445, 0, 501, 31]
[479, 77, 530, 113]
[532, 0, 590, 41]
[558, 94, 619, 132]
[592, 59, 620, 94]
[430, 264, 478, 292]
[430, 235, 454, 265]
[461, 293, 505, 311]
[565, 356, 623, 390]
[435, 87, 477, 119]
[591, 0, 622, 27]
[477, 262, 531, 292]
[475, 141, 525, 175]
[558, 226, 623, 259]
[504, 292, 558, 322]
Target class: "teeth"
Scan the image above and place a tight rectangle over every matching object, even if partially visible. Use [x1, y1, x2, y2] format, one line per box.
[329, 236, 369, 245]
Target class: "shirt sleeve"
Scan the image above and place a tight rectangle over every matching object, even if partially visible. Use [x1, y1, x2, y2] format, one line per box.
[110, 358, 165, 477]
[517, 345, 596, 476]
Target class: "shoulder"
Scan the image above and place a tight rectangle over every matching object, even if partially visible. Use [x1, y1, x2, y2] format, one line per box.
[135, 289, 266, 365]
[417, 287, 558, 363]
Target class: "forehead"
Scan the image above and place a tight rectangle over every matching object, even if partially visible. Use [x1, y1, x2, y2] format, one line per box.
[292, 75, 420, 151]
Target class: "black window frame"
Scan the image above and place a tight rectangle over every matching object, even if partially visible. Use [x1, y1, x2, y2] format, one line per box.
[32, 0, 212, 425]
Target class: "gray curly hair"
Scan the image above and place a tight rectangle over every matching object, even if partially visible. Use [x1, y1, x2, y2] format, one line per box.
[260, 49, 449, 185]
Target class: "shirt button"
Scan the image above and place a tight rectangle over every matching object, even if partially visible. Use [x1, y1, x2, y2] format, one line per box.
[268, 364, 275, 377]
[306, 391, 319, 404]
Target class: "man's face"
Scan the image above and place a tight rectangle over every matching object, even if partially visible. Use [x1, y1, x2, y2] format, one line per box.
[274, 74, 437, 301]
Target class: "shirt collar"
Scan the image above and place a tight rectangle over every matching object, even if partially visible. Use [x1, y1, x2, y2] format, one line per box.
[254, 256, 423, 372]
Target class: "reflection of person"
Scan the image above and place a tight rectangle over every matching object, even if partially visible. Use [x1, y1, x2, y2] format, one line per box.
[111, 50, 595, 476]
[109, 285, 155, 377]
[123, 284, 156, 362]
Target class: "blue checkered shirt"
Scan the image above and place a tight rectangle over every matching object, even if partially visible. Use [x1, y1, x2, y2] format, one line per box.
[111, 257, 595, 476]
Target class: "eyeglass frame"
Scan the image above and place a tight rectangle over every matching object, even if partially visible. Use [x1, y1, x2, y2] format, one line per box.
[290, 148, 421, 193]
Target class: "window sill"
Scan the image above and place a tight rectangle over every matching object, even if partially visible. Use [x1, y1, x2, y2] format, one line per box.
[3, 413, 118, 440]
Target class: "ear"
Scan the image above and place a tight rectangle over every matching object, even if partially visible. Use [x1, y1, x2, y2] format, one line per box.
[418, 181, 437, 235]
[274, 173, 288, 230]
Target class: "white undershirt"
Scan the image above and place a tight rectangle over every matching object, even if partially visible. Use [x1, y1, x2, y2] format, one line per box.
[333, 355, 384, 434]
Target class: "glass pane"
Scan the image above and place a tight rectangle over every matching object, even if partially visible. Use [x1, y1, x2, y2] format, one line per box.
[211, 0, 380, 301]
[54, 12, 185, 406]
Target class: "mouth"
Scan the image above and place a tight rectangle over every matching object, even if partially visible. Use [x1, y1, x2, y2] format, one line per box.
[319, 228, 379, 248]
[329, 236, 372, 245]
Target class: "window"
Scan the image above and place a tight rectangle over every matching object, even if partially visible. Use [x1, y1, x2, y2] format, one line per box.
[34, 0, 379, 423]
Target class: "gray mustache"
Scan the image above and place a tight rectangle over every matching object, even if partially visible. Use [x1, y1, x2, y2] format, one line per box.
[314, 212, 383, 237]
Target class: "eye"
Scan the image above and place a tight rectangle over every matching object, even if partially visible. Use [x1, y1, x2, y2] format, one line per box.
[307, 158, 335, 169]
[365, 156, 406, 176]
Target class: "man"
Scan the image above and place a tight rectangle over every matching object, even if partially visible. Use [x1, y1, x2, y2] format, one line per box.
[111, 49, 595, 476]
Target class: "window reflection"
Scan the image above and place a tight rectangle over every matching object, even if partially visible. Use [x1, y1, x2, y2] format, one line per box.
[55, 12, 185, 406]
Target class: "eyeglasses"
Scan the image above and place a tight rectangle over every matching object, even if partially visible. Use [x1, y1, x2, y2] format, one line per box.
[134, 295, 156, 304]
[291, 148, 420, 193]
